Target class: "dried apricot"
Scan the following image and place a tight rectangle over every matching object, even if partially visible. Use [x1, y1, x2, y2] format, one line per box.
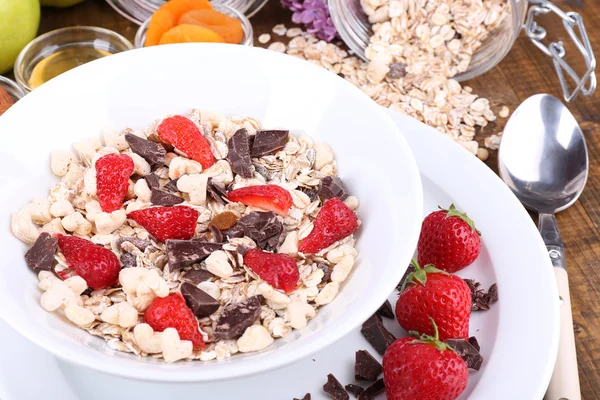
[158, 24, 225, 44]
[178, 9, 244, 44]
[163, 0, 213, 16]
[211, 211, 238, 230]
[145, 8, 177, 47]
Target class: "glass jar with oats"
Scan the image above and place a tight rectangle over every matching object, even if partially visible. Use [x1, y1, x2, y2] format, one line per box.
[328, 0, 596, 102]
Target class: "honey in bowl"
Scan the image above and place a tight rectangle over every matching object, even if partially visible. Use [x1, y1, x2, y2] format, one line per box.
[28, 47, 112, 89]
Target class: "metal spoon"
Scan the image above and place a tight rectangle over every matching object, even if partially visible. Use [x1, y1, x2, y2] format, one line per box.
[498, 93, 586, 400]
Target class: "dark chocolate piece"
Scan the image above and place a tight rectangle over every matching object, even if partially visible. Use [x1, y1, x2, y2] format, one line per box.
[250, 130, 289, 157]
[150, 188, 184, 206]
[488, 283, 498, 304]
[228, 129, 253, 178]
[145, 173, 160, 190]
[318, 263, 332, 282]
[180, 282, 220, 318]
[163, 179, 179, 193]
[376, 300, 394, 319]
[120, 252, 137, 268]
[299, 186, 319, 202]
[397, 263, 416, 292]
[355, 350, 383, 382]
[344, 384, 364, 398]
[210, 225, 224, 244]
[206, 178, 228, 204]
[214, 296, 262, 340]
[24, 233, 57, 272]
[323, 374, 349, 400]
[468, 336, 480, 352]
[464, 279, 498, 311]
[147, 133, 174, 152]
[166, 240, 222, 271]
[225, 211, 283, 251]
[115, 236, 151, 251]
[182, 269, 214, 284]
[360, 314, 396, 355]
[387, 63, 407, 79]
[254, 164, 273, 180]
[445, 338, 484, 370]
[357, 379, 385, 400]
[318, 176, 349, 201]
[293, 394, 311, 400]
[125, 133, 166, 171]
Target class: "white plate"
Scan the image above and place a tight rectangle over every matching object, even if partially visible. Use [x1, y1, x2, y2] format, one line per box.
[0, 110, 559, 399]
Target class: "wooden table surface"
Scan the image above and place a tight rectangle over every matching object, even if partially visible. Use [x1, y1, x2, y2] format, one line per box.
[30, 0, 600, 397]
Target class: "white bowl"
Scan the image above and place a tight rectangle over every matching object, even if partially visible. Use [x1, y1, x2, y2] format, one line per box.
[0, 44, 422, 382]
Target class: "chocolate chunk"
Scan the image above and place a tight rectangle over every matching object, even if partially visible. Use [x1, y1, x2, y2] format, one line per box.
[228, 129, 253, 178]
[250, 130, 289, 157]
[163, 179, 179, 193]
[206, 178, 228, 204]
[397, 263, 416, 291]
[344, 384, 364, 398]
[225, 211, 283, 251]
[147, 133, 174, 152]
[488, 283, 498, 304]
[214, 296, 262, 340]
[180, 282, 220, 318]
[120, 252, 137, 268]
[318, 263, 331, 282]
[299, 186, 319, 202]
[355, 350, 383, 381]
[323, 374, 349, 400]
[318, 176, 349, 201]
[145, 173, 160, 190]
[358, 379, 385, 400]
[361, 314, 396, 355]
[293, 394, 311, 400]
[166, 240, 222, 271]
[445, 338, 484, 370]
[115, 236, 151, 251]
[125, 133, 166, 171]
[464, 279, 498, 311]
[468, 336, 480, 352]
[387, 63, 407, 79]
[209, 225, 224, 244]
[151, 188, 184, 206]
[376, 300, 394, 319]
[24, 233, 57, 272]
[182, 269, 214, 284]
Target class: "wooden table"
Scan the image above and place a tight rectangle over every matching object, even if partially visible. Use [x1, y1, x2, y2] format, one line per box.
[34, 0, 600, 397]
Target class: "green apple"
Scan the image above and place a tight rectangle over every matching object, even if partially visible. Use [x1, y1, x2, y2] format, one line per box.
[0, 0, 40, 74]
[40, 0, 86, 7]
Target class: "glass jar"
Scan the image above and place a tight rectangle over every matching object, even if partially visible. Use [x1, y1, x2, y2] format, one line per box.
[106, 0, 269, 25]
[134, 3, 254, 47]
[0, 76, 27, 102]
[328, 0, 596, 101]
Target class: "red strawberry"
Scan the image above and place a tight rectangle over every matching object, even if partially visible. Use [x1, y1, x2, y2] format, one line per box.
[418, 204, 481, 273]
[383, 322, 468, 400]
[95, 153, 135, 213]
[396, 260, 471, 341]
[128, 206, 199, 242]
[57, 235, 121, 290]
[298, 197, 358, 254]
[157, 115, 214, 169]
[227, 185, 293, 216]
[145, 293, 205, 350]
[244, 248, 299, 293]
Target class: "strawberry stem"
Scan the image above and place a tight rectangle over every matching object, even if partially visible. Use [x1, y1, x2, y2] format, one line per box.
[400, 259, 448, 292]
[409, 318, 451, 352]
[441, 204, 480, 235]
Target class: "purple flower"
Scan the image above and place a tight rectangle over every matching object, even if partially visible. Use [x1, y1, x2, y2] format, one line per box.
[281, 0, 338, 42]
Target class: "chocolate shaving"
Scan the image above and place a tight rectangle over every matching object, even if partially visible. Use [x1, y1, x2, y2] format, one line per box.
[147, 133, 174, 152]
[206, 178, 228, 204]
[397, 263, 416, 291]
[464, 279, 498, 311]
[318, 176, 349, 201]
[323, 374, 349, 400]
[445, 338, 484, 370]
[151, 188, 184, 206]
[293, 394, 311, 400]
[228, 129, 253, 178]
[24, 233, 57, 272]
[251, 130, 289, 157]
[145, 173, 160, 190]
[376, 300, 394, 319]
[163, 179, 179, 193]
[298, 186, 319, 202]
[358, 379, 385, 400]
[360, 314, 396, 355]
[120, 252, 137, 268]
[166, 239, 222, 271]
[115, 237, 151, 251]
[344, 384, 364, 398]
[125, 133, 166, 171]
[214, 296, 262, 340]
[180, 282, 220, 318]
[182, 269, 214, 284]
[355, 350, 382, 382]
[225, 211, 283, 251]
[468, 336, 480, 352]
[318, 263, 332, 282]
[387, 63, 407, 79]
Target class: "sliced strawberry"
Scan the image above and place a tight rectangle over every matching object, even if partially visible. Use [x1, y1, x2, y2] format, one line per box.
[298, 197, 358, 254]
[128, 206, 199, 242]
[244, 248, 299, 293]
[95, 153, 134, 213]
[227, 185, 292, 216]
[57, 235, 121, 290]
[157, 115, 214, 169]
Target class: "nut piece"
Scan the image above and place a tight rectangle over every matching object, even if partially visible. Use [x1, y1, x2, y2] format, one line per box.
[134, 178, 152, 202]
[168, 157, 202, 180]
[25, 198, 52, 225]
[326, 244, 357, 264]
[177, 173, 208, 205]
[129, 153, 151, 177]
[267, 317, 291, 338]
[133, 323, 163, 354]
[50, 150, 77, 177]
[73, 137, 102, 165]
[204, 250, 233, 278]
[40, 218, 66, 235]
[344, 195, 359, 210]
[62, 212, 93, 235]
[83, 168, 97, 195]
[38, 272, 86, 312]
[64, 304, 96, 326]
[285, 299, 316, 329]
[102, 127, 129, 151]
[315, 282, 340, 305]
[62, 163, 85, 189]
[50, 199, 75, 218]
[95, 210, 127, 234]
[331, 254, 355, 283]
[11, 208, 39, 244]
[161, 328, 193, 363]
[84, 200, 102, 222]
[119, 267, 169, 311]
[100, 302, 138, 328]
[257, 282, 291, 309]
[197, 281, 221, 301]
[202, 160, 233, 184]
[237, 325, 274, 353]
[314, 142, 334, 170]
[277, 231, 298, 255]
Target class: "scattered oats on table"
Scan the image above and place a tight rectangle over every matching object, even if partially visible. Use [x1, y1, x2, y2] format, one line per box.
[258, 33, 271, 44]
[499, 106, 510, 118]
[268, 42, 287, 53]
[272, 24, 287, 36]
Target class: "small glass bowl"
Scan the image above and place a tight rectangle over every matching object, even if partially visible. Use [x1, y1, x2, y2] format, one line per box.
[14, 26, 134, 92]
[0, 76, 27, 102]
[134, 4, 254, 48]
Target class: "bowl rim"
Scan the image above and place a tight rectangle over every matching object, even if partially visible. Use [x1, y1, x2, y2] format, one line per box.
[0, 43, 422, 382]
